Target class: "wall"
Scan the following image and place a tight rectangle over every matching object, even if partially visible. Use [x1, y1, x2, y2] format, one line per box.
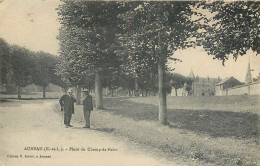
[248, 82, 260, 95]
[227, 85, 248, 95]
[216, 81, 260, 96]
[215, 85, 226, 96]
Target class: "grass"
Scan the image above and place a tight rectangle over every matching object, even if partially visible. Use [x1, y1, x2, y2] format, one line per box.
[103, 97, 259, 140]
[84, 95, 259, 166]
[52, 95, 260, 165]
[129, 95, 260, 113]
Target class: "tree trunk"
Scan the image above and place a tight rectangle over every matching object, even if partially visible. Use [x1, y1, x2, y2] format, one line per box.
[111, 89, 114, 97]
[158, 32, 167, 126]
[115, 88, 118, 97]
[43, 86, 46, 98]
[128, 88, 131, 97]
[95, 68, 103, 109]
[76, 85, 82, 105]
[17, 86, 21, 100]
[175, 88, 178, 96]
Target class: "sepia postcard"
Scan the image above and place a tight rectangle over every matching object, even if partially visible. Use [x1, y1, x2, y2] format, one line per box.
[0, 0, 259, 166]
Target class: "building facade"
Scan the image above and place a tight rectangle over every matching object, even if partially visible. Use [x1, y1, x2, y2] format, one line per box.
[189, 70, 221, 96]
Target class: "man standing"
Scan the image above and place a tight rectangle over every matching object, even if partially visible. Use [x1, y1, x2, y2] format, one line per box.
[59, 88, 76, 128]
[82, 89, 93, 128]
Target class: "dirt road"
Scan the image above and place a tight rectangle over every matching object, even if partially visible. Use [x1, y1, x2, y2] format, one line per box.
[0, 100, 180, 166]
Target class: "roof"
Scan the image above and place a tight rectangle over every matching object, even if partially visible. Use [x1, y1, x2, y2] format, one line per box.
[217, 77, 234, 85]
[216, 76, 239, 85]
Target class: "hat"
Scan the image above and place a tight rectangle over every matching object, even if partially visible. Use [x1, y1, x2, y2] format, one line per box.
[82, 89, 89, 93]
[67, 88, 73, 93]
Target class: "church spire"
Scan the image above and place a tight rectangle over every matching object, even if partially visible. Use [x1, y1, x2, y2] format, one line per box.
[245, 62, 252, 84]
[189, 69, 195, 79]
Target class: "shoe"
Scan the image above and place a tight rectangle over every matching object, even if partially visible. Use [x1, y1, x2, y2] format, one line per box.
[83, 126, 90, 128]
[68, 125, 73, 127]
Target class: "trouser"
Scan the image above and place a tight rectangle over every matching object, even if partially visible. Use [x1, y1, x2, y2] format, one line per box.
[64, 112, 72, 125]
[84, 110, 91, 127]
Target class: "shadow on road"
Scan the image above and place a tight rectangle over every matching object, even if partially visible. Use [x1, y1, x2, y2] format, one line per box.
[71, 127, 115, 133]
[93, 128, 115, 133]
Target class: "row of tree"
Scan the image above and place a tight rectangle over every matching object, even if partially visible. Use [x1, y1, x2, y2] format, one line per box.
[0, 36, 190, 100]
[56, 1, 259, 125]
[0, 38, 64, 99]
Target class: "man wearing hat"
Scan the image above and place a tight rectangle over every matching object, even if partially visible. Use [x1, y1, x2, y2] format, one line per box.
[82, 89, 93, 128]
[59, 88, 76, 128]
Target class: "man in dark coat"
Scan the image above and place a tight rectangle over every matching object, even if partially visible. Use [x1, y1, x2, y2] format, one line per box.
[82, 89, 93, 128]
[59, 88, 76, 128]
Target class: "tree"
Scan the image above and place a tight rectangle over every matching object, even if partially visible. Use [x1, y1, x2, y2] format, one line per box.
[0, 38, 14, 92]
[54, 56, 72, 92]
[201, 1, 259, 63]
[52, 58, 70, 92]
[123, 2, 199, 125]
[185, 77, 193, 96]
[33, 51, 58, 98]
[101, 67, 122, 97]
[170, 73, 186, 96]
[57, 1, 127, 108]
[10, 45, 35, 99]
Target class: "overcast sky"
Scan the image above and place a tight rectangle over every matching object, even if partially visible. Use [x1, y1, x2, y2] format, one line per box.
[0, 0, 259, 82]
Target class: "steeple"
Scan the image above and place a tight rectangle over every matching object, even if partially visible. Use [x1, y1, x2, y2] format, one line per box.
[245, 62, 252, 84]
[189, 69, 195, 79]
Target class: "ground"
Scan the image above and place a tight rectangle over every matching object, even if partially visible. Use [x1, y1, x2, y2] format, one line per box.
[0, 95, 259, 166]
[0, 100, 177, 166]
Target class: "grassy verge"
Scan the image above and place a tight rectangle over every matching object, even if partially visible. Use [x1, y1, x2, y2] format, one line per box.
[54, 96, 259, 166]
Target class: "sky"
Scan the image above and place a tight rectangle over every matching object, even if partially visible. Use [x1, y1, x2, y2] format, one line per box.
[0, 0, 259, 82]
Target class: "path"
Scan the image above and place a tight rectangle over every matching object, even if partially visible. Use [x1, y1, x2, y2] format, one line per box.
[0, 100, 179, 166]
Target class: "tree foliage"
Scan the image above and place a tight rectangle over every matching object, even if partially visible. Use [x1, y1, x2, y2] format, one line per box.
[33, 51, 61, 97]
[11, 45, 35, 88]
[0, 38, 12, 86]
[201, 1, 259, 63]
[34, 51, 58, 87]
[0, 38, 63, 98]
[57, 1, 129, 107]
[170, 73, 186, 96]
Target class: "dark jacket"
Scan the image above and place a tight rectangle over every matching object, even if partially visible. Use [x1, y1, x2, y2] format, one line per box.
[83, 95, 93, 111]
[59, 94, 76, 114]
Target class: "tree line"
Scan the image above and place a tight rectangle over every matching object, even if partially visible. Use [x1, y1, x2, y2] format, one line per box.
[0, 38, 66, 99]
[0, 37, 189, 99]
[0, 36, 191, 100]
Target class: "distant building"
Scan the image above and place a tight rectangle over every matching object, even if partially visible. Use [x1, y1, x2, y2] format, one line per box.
[188, 70, 221, 96]
[215, 61, 260, 96]
[215, 77, 242, 96]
